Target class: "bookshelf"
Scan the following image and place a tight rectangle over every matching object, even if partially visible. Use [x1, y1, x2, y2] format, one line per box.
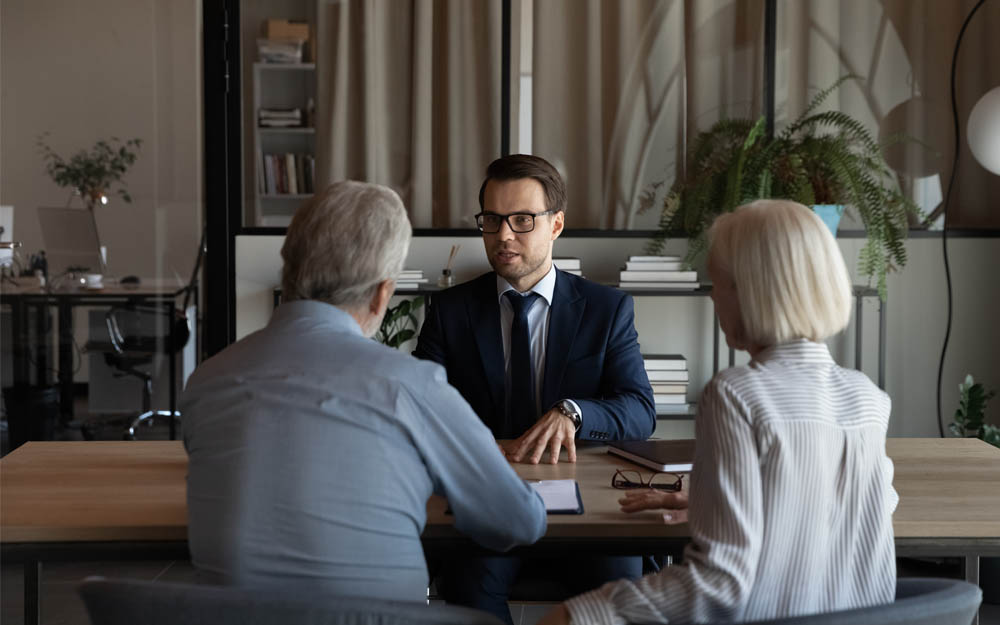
[252, 62, 316, 226]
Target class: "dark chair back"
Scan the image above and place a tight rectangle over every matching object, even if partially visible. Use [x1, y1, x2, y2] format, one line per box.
[692, 578, 982, 625]
[78, 577, 505, 625]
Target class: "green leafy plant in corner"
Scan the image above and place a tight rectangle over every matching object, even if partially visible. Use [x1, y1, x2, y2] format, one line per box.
[949, 375, 999, 449]
[375, 296, 425, 349]
[37, 133, 143, 210]
[643, 76, 921, 299]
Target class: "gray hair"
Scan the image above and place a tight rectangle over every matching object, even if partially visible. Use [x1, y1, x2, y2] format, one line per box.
[281, 181, 412, 310]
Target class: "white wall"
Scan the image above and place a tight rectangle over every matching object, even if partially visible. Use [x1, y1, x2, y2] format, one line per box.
[0, 0, 203, 281]
[236, 233, 1000, 439]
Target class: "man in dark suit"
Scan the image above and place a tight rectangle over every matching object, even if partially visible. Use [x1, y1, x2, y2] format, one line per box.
[414, 154, 655, 623]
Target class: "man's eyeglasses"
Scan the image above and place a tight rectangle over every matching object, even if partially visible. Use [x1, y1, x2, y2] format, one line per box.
[611, 468, 684, 492]
[475, 210, 555, 234]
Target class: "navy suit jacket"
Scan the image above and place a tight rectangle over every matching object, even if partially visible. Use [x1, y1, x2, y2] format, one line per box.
[413, 270, 655, 442]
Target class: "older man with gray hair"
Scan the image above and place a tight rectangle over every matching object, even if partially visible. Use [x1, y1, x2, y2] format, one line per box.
[182, 181, 546, 601]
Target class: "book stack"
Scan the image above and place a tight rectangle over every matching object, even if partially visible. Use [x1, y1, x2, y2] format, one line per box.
[259, 108, 304, 128]
[644, 354, 692, 415]
[553, 257, 583, 276]
[619, 255, 698, 290]
[259, 153, 315, 195]
[397, 269, 429, 290]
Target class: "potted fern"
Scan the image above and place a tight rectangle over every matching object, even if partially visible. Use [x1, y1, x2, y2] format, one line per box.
[645, 76, 919, 299]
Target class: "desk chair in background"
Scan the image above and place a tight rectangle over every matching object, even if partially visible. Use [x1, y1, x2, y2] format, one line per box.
[85, 231, 203, 440]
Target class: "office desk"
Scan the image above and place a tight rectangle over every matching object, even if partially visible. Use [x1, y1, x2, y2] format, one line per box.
[0, 279, 191, 437]
[3, 439, 999, 625]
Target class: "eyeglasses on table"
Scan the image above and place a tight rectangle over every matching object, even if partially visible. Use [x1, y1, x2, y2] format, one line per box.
[611, 468, 684, 492]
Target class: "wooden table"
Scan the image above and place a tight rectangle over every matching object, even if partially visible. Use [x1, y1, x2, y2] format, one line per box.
[3, 438, 999, 624]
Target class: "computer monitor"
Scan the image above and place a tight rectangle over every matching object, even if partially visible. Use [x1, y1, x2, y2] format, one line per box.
[37, 206, 106, 275]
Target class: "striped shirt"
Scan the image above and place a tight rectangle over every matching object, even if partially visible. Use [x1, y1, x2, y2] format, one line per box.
[567, 340, 897, 624]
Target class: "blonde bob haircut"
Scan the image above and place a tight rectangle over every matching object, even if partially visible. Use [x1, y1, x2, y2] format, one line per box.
[281, 181, 411, 310]
[707, 199, 852, 345]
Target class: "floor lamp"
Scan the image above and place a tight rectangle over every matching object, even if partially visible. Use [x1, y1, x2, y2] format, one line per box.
[936, 0, 999, 437]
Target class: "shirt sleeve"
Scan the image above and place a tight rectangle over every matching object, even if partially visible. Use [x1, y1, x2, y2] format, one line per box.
[565, 377, 764, 625]
[407, 362, 547, 552]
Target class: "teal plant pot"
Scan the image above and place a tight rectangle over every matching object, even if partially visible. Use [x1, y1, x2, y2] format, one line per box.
[812, 205, 844, 237]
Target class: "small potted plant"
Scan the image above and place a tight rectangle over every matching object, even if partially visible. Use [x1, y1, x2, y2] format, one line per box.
[37, 133, 143, 211]
[644, 76, 920, 299]
[375, 296, 425, 349]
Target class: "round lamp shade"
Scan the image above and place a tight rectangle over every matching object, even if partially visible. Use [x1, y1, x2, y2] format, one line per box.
[967, 86, 1000, 175]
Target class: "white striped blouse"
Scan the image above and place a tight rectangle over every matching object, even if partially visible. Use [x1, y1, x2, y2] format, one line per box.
[567, 340, 898, 624]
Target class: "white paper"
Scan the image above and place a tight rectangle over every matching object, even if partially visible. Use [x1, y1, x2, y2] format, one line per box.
[529, 479, 579, 512]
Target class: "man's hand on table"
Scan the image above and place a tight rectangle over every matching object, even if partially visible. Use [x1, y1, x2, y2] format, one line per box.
[503, 408, 577, 464]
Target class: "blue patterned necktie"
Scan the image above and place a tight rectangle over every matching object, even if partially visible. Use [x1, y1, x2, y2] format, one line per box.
[505, 291, 540, 436]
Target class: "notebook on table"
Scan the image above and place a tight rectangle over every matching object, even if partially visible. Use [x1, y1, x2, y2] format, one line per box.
[529, 479, 584, 515]
[606, 439, 695, 472]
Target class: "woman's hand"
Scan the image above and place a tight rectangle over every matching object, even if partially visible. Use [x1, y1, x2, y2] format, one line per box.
[619, 489, 689, 524]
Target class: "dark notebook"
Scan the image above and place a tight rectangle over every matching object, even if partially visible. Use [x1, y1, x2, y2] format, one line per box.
[607, 439, 695, 472]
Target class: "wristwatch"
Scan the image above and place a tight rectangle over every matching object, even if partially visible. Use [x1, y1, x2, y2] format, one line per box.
[555, 399, 582, 433]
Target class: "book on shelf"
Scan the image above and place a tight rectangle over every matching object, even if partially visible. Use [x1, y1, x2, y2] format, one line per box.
[563, 269, 582, 276]
[619, 282, 700, 290]
[646, 369, 689, 382]
[259, 107, 302, 119]
[259, 119, 304, 128]
[396, 281, 429, 289]
[607, 439, 695, 472]
[553, 257, 581, 270]
[624, 260, 684, 271]
[285, 154, 298, 194]
[651, 383, 687, 394]
[628, 255, 681, 262]
[400, 270, 425, 278]
[652, 393, 687, 404]
[620, 270, 698, 282]
[643, 354, 687, 370]
[655, 403, 695, 415]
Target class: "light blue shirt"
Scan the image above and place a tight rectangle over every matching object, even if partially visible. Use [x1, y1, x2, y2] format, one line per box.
[182, 300, 546, 601]
[497, 264, 582, 420]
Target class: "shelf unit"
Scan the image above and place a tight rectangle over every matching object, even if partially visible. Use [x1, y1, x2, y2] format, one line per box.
[252, 62, 316, 227]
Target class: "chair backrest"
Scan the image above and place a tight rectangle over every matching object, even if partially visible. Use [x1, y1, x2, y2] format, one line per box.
[701, 578, 982, 625]
[78, 577, 506, 625]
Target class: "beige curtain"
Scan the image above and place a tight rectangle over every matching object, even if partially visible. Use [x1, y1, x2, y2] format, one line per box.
[531, 0, 1000, 229]
[315, 0, 501, 228]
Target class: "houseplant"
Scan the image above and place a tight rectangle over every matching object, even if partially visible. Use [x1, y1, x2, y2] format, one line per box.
[644, 76, 920, 299]
[375, 296, 425, 348]
[37, 133, 143, 210]
[949, 374, 999, 448]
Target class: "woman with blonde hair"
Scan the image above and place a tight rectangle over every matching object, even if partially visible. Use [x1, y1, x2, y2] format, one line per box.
[542, 199, 897, 625]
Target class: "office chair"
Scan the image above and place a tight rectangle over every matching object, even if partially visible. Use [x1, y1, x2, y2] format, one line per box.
[85, 231, 203, 440]
[685, 578, 982, 625]
[78, 577, 505, 625]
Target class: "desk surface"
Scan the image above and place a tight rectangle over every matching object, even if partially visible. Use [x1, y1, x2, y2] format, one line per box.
[2, 438, 999, 545]
[0, 277, 187, 298]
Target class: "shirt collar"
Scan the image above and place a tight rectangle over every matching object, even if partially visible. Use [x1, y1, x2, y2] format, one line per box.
[751, 339, 836, 366]
[270, 299, 364, 336]
[496, 263, 557, 306]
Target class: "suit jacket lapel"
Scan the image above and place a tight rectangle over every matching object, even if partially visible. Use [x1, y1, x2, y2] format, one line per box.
[542, 271, 585, 410]
[468, 275, 505, 420]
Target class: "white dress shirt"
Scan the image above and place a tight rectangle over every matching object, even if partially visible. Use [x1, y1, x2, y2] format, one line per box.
[566, 340, 898, 624]
[497, 264, 581, 421]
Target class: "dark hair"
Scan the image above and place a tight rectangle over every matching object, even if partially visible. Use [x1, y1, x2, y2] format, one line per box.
[478, 154, 567, 214]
